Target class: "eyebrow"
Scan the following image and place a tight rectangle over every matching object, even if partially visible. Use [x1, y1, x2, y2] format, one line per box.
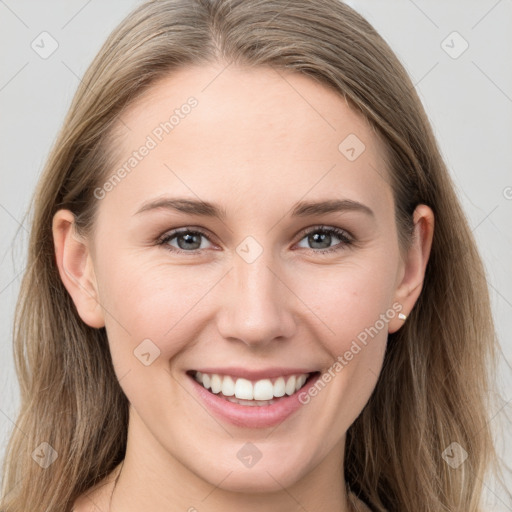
[133, 197, 374, 219]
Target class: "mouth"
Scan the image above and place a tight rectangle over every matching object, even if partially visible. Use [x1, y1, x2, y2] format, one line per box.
[185, 368, 323, 427]
[186, 370, 320, 406]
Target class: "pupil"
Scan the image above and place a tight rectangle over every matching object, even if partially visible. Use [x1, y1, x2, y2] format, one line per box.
[178, 233, 201, 250]
[310, 232, 330, 249]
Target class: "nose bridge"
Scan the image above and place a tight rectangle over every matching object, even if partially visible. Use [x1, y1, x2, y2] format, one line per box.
[216, 243, 295, 346]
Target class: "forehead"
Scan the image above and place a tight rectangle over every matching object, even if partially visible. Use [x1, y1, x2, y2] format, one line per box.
[103, 63, 392, 218]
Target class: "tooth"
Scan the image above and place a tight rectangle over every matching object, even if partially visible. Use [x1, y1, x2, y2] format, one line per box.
[285, 375, 296, 395]
[273, 377, 286, 397]
[210, 374, 222, 394]
[221, 375, 235, 396]
[295, 374, 307, 391]
[197, 372, 311, 401]
[202, 373, 211, 390]
[235, 378, 253, 400]
[253, 379, 274, 401]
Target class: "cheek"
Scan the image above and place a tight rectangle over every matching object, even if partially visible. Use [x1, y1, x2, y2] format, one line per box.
[96, 264, 202, 414]
[292, 257, 396, 353]
[290, 261, 394, 435]
[94, 252, 210, 372]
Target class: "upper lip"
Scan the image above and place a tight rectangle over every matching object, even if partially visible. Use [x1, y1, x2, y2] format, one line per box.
[188, 367, 320, 381]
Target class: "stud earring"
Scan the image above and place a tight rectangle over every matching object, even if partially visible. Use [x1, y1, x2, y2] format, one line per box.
[398, 312, 407, 321]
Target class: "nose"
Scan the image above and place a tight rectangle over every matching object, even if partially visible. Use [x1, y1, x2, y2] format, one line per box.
[216, 250, 297, 349]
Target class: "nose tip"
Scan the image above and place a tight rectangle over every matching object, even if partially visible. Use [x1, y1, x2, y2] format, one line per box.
[216, 260, 296, 348]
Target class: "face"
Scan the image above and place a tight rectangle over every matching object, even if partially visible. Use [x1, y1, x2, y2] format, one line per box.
[56, 63, 431, 495]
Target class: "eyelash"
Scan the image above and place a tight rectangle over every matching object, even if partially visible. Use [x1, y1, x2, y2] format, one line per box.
[156, 225, 354, 256]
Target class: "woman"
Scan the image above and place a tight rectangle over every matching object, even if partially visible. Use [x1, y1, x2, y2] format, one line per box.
[1, 0, 508, 511]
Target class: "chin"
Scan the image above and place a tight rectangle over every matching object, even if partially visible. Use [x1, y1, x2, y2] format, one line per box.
[207, 466, 304, 494]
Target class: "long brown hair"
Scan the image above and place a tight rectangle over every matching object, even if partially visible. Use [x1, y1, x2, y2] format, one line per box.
[1, 1, 509, 510]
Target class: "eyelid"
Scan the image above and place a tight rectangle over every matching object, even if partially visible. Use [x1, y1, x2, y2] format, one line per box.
[156, 226, 217, 249]
[294, 224, 354, 243]
[157, 224, 355, 254]
[157, 226, 212, 242]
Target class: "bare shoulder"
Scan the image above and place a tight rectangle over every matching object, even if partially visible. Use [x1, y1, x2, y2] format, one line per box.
[71, 464, 122, 512]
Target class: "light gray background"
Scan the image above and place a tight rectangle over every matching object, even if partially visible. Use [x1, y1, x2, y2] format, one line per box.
[1, 0, 511, 508]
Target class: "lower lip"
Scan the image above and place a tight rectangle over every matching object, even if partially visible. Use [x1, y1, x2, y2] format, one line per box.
[188, 372, 321, 428]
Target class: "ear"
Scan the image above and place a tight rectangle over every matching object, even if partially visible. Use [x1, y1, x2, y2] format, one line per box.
[52, 209, 105, 328]
[388, 204, 434, 334]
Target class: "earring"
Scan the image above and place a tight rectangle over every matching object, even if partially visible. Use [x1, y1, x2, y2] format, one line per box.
[398, 312, 407, 321]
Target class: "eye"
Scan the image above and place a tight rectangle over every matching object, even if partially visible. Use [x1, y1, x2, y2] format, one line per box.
[156, 225, 354, 255]
[157, 228, 214, 254]
[295, 226, 353, 254]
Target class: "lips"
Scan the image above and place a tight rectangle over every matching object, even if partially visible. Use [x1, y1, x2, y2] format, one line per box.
[186, 369, 322, 428]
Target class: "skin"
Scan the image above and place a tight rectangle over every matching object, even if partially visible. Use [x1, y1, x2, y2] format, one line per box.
[53, 62, 434, 512]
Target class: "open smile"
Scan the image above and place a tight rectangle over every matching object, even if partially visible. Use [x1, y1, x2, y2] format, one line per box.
[186, 369, 322, 428]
